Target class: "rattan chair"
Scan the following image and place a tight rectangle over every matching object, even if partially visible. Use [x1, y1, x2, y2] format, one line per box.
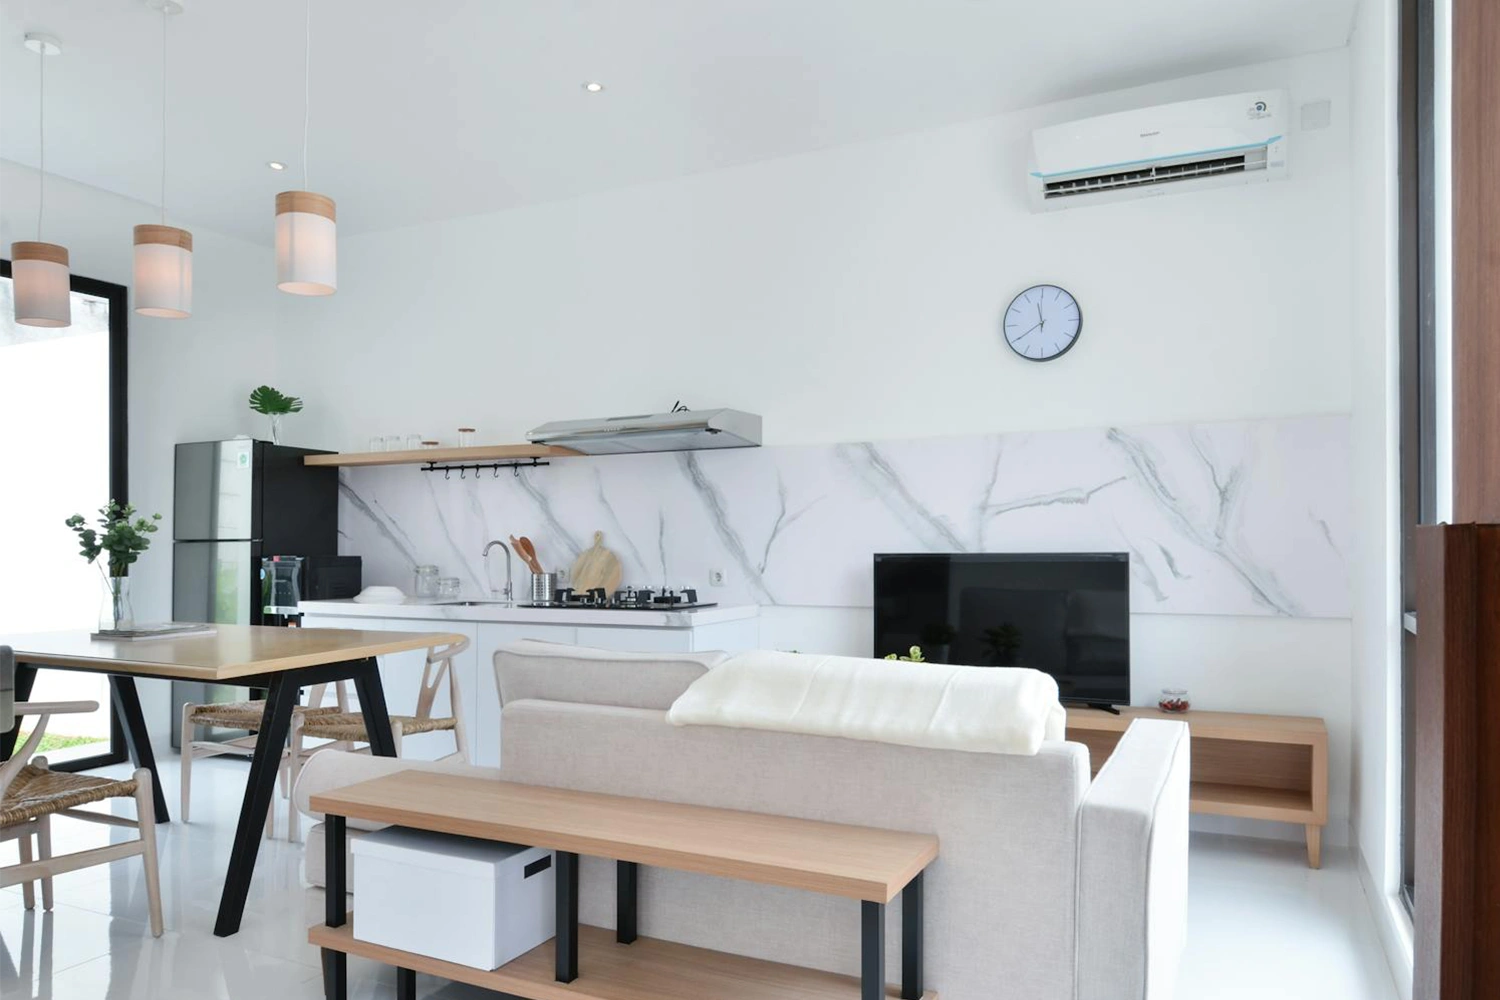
[284, 636, 471, 842]
[0, 646, 163, 935]
[180, 680, 350, 839]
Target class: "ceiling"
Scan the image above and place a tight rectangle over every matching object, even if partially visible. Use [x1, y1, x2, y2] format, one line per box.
[0, 0, 1357, 244]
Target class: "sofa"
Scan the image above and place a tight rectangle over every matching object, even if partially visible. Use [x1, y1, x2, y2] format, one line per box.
[295, 641, 1190, 1000]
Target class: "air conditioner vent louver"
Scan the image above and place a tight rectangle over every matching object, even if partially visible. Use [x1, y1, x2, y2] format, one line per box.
[1044, 148, 1268, 200]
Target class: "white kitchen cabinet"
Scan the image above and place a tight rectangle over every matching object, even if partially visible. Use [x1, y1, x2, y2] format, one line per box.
[302, 615, 479, 762]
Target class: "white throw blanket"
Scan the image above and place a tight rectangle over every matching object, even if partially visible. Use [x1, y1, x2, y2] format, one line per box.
[667, 650, 1067, 756]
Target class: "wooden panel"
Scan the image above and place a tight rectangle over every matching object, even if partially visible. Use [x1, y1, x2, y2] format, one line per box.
[1193, 739, 1312, 794]
[1454, 0, 1500, 522]
[311, 772, 937, 903]
[1066, 706, 1325, 744]
[0, 626, 465, 682]
[1414, 524, 1500, 999]
[311, 922, 937, 1000]
[303, 444, 581, 468]
[1190, 782, 1315, 823]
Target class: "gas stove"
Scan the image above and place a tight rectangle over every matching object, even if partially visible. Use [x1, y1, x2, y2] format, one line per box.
[520, 587, 717, 611]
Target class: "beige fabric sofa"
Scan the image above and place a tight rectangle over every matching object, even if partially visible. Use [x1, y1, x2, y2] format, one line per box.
[295, 641, 1190, 1000]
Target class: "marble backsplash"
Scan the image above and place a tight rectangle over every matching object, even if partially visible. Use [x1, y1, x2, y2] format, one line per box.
[338, 414, 1351, 618]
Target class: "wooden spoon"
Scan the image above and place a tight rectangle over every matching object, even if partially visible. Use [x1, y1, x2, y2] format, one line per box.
[508, 535, 541, 574]
[518, 536, 543, 573]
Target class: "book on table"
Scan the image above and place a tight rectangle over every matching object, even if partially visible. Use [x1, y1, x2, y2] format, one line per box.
[91, 623, 218, 641]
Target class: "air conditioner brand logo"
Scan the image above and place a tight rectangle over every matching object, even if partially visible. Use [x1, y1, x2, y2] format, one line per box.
[1247, 100, 1272, 120]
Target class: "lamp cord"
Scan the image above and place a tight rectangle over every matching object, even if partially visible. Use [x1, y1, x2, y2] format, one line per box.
[161, 8, 168, 224]
[36, 44, 44, 241]
[302, 0, 311, 190]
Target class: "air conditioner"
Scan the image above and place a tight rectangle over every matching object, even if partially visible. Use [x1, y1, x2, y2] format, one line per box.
[1028, 90, 1289, 211]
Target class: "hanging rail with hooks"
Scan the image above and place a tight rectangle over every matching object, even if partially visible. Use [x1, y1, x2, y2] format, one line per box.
[424, 459, 550, 479]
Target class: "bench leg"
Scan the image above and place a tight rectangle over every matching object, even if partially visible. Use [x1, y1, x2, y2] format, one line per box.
[862, 900, 885, 1000]
[902, 871, 923, 999]
[556, 851, 579, 982]
[1305, 824, 1322, 869]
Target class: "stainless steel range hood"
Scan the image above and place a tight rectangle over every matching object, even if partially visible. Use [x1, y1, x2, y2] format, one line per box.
[526, 408, 761, 455]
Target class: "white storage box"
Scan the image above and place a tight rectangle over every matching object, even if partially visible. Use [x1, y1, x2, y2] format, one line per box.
[351, 826, 555, 970]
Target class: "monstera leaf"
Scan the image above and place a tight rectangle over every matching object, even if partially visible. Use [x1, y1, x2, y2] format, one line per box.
[248, 385, 304, 416]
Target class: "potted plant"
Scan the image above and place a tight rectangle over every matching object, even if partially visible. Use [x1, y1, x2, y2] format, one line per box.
[66, 501, 162, 630]
[248, 385, 303, 445]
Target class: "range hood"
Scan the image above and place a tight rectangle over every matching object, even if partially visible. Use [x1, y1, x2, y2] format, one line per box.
[526, 408, 761, 455]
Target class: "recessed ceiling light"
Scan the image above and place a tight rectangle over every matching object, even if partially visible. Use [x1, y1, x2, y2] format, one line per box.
[582, 81, 604, 94]
[267, 161, 286, 171]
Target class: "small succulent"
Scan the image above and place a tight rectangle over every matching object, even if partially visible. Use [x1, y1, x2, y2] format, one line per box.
[248, 385, 304, 416]
[884, 645, 926, 663]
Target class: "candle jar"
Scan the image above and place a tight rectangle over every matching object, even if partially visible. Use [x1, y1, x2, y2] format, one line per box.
[1158, 688, 1191, 713]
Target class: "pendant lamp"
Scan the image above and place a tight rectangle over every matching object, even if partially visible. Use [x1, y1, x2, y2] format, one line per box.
[12, 33, 71, 329]
[134, 1, 192, 319]
[276, 0, 336, 296]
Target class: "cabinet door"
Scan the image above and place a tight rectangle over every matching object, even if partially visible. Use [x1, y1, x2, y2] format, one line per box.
[571, 626, 693, 654]
[473, 623, 578, 768]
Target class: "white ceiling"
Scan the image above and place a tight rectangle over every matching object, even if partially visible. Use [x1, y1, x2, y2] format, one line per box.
[0, 0, 1356, 244]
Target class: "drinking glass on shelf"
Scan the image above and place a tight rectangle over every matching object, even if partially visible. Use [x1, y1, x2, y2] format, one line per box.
[406, 433, 425, 450]
[384, 435, 404, 451]
[368, 436, 385, 452]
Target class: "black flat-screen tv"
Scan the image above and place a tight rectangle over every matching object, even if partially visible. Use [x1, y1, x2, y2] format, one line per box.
[873, 553, 1130, 707]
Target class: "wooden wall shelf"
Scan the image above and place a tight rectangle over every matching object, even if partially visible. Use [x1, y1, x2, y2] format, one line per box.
[1067, 706, 1329, 868]
[303, 444, 582, 468]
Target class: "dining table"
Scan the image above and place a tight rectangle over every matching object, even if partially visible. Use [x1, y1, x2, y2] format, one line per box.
[0, 624, 464, 937]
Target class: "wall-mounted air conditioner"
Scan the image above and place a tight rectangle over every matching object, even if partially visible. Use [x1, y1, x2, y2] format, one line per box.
[1029, 90, 1289, 211]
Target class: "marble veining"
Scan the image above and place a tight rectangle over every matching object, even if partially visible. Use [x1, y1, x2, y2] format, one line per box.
[337, 414, 1352, 618]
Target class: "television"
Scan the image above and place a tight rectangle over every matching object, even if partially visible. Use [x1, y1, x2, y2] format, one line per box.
[873, 553, 1130, 708]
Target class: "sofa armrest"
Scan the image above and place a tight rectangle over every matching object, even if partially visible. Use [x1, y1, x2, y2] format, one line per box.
[1075, 718, 1190, 1000]
[293, 750, 501, 830]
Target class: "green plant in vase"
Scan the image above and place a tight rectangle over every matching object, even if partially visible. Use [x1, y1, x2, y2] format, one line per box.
[66, 501, 162, 631]
[248, 385, 303, 445]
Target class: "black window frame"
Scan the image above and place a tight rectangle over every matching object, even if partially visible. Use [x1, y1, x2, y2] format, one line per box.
[0, 259, 130, 772]
[1397, 0, 1436, 916]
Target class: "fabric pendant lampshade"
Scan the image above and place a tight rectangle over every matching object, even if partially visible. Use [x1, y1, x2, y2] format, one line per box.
[132, 225, 193, 318]
[10, 241, 71, 328]
[275, 191, 336, 295]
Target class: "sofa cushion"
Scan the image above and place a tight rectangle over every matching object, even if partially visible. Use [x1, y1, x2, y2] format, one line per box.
[667, 649, 1066, 755]
[495, 639, 726, 710]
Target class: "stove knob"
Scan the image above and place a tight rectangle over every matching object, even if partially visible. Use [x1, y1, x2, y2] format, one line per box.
[682, 588, 698, 604]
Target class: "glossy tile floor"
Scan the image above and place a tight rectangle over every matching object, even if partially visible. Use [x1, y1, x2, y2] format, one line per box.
[1, 756, 1402, 1000]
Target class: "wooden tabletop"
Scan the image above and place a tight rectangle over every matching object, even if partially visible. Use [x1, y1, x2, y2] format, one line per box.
[0, 625, 466, 682]
[1066, 705, 1328, 744]
[312, 772, 938, 903]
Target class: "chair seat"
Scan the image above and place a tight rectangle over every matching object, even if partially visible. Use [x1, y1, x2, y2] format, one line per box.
[299, 712, 457, 742]
[187, 701, 343, 731]
[1, 765, 140, 827]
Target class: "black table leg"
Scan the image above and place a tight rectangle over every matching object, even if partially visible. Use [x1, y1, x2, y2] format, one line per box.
[350, 658, 398, 756]
[902, 871, 924, 1000]
[556, 851, 579, 982]
[214, 672, 300, 937]
[323, 813, 348, 1000]
[862, 901, 885, 1000]
[395, 967, 415, 1000]
[109, 675, 169, 823]
[617, 860, 638, 944]
[0, 663, 36, 760]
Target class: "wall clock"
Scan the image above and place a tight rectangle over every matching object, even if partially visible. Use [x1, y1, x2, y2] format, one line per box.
[1003, 284, 1082, 362]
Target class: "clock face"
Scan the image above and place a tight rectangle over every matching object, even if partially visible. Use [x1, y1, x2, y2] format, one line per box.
[1003, 284, 1082, 362]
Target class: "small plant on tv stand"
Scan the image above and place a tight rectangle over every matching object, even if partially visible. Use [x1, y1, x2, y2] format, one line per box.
[884, 646, 927, 663]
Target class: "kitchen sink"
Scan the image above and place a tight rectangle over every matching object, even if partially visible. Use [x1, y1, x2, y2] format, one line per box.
[432, 600, 514, 607]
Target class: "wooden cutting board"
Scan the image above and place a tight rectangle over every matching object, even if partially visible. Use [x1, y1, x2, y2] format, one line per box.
[570, 531, 623, 594]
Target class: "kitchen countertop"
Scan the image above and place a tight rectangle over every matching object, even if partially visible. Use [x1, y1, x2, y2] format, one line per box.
[298, 598, 759, 629]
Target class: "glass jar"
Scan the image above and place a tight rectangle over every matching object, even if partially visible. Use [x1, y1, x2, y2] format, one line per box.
[1158, 688, 1191, 713]
[437, 576, 461, 599]
[457, 427, 476, 448]
[413, 564, 440, 599]
[405, 433, 425, 450]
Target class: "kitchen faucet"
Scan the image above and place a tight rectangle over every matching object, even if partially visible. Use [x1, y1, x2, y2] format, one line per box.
[482, 539, 513, 603]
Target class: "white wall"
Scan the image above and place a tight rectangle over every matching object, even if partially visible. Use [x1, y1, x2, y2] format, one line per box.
[271, 49, 1362, 843]
[1346, 0, 1410, 993]
[1, 159, 277, 747]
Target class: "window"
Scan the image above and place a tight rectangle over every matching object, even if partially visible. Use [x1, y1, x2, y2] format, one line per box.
[1397, 0, 1436, 914]
[0, 261, 129, 772]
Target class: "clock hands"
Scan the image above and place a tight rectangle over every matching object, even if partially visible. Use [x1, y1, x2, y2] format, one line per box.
[1013, 321, 1043, 342]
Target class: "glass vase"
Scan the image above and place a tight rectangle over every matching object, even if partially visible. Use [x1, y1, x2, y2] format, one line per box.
[268, 413, 283, 445]
[100, 573, 135, 632]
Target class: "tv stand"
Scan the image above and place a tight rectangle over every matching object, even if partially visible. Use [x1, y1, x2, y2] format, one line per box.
[1066, 706, 1329, 868]
[1071, 701, 1121, 715]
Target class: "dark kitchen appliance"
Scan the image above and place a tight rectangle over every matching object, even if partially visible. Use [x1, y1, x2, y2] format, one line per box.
[170, 439, 340, 747]
[519, 587, 716, 611]
[873, 553, 1130, 710]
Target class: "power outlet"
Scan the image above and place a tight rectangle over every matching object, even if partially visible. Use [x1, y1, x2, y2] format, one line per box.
[708, 568, 726, 587]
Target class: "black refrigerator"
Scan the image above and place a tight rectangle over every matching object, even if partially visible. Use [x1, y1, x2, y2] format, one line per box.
[169, 439, 338, 747]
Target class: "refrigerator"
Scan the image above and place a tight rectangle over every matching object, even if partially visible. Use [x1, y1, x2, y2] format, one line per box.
[169, 439, 339, 748]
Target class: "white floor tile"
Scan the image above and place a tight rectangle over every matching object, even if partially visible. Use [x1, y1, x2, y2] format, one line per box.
[1, 752, 1400, 1000]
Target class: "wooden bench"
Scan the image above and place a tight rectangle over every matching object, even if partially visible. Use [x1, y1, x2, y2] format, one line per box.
[1068, 706, 1329, 867]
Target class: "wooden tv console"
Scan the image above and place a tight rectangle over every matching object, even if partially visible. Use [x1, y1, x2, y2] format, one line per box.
[1066, 706, 1329, 868]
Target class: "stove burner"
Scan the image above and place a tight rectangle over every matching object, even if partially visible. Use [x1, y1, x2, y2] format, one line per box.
[520, 586, 715, 612]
